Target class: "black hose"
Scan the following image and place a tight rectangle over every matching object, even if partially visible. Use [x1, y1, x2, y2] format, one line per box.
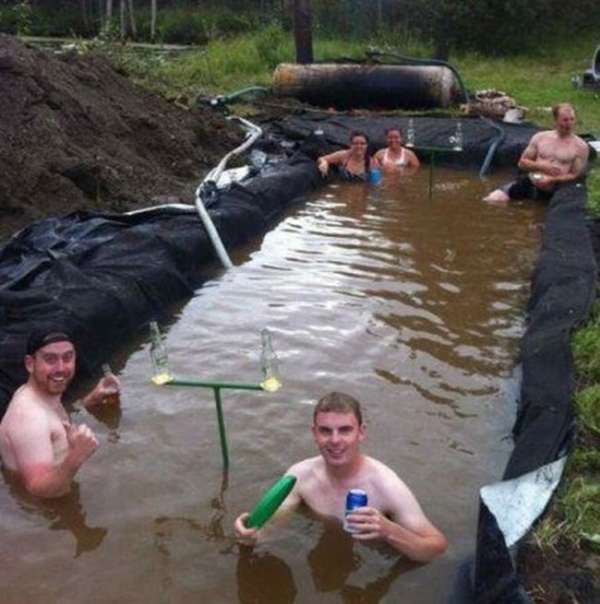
[365, 49, 470, 105]
[479, 117, 505, 177]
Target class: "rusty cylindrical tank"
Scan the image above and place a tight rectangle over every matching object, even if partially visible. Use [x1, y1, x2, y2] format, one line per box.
[272, 63, 462, 110]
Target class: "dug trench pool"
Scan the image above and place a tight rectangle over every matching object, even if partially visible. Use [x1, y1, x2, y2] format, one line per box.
[0, 167, 546, 603]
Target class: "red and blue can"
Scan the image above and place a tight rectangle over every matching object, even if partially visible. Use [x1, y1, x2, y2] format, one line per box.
[344, 488, 368, 532]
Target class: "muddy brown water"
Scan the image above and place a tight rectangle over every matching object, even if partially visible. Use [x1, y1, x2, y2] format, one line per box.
[0, 169, 545, 603]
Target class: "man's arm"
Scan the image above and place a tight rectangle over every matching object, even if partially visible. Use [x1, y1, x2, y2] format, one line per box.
[518, 133, 562, 176]
[348, 469, 447, 562]
[234, 463, 305, 545]
[7, 413, 98, 498]
[80, 374, 121, 409]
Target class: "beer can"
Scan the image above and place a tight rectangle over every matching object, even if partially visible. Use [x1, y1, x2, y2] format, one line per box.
[344, 488, 368, 533]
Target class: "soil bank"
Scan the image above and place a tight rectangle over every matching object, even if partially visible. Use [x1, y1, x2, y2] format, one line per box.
[0, 34, 241, 241]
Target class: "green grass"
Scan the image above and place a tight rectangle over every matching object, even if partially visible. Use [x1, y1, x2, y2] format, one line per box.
[561, 477, 600, 551]
[105, 28, 431, 101]
[574, 386, 600, 437]
[532, 301, 600, 555]
[573, 305, 600, 381]
[454, 34, 600, 133]
[587, 168, 600, 217]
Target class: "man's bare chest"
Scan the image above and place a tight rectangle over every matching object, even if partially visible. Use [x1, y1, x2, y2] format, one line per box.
[538, 138, 578, 164]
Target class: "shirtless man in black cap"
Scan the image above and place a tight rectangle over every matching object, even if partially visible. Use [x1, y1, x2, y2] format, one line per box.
[0, 329, 120, 498]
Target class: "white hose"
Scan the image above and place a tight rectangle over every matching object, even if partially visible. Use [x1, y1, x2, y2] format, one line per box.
[126, 116, 263, 271]
[194, 116, 263, 269]
[203, 116, 263, 187]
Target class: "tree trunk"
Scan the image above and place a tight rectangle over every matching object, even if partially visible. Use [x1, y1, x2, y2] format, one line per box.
[151, 0, 157, 41]
[106, 0, 113, 20]
[81, 0, 89, 30]
[127, 0, 137, 38]
[433, 37, 450, 62]
[119, 0, 125, 38]
[293, 0, 313, 64]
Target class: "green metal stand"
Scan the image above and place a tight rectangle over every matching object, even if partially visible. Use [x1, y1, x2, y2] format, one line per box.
[159, 376, 266, 471]
[409, 145, 463, 199]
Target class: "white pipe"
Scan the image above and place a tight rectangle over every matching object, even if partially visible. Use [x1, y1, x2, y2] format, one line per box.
[126, 116, 263, 271]
[204, 117, 262, 187]
[194, 116, 263, 269]
[194, 189, 233, 269]
[125, 203, 196, 216]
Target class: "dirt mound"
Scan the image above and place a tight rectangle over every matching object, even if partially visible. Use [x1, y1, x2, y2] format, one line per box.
[0, 34, 242, 240]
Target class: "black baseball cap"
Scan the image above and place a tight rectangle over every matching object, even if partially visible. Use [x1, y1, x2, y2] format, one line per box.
[26, 328, 75, 356]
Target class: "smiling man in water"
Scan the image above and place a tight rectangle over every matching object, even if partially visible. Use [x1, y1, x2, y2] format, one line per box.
[0, 328, 120, 498]
[234, 392, 447, 562]
[483, 102, 589, 203]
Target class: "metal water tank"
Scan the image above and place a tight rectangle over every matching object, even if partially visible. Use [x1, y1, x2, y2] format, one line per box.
[583, 45, 600, 87]
[272, 63, 462, 110]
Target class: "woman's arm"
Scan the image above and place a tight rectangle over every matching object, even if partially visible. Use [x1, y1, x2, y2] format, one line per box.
[317, 150, 349, 176]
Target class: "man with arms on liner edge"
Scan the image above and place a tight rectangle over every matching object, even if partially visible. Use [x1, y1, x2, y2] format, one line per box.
[0, 328, 120, 498]
[234, 392, 448, 563]
[483, 102, 589, 204]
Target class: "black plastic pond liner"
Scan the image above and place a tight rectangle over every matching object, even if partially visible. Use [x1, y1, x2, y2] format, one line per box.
[450, 181, 597, 604]
[265, 115, 540, 170]
[508, 183, 596, 478]
[0, 153, 321, 417]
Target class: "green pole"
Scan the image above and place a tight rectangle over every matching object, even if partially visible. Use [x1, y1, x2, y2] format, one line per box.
[429, 151, 435, 200]
[213, 387, 230, 471]
[166, 377, 263, 391]
[158, 376, 279, 469]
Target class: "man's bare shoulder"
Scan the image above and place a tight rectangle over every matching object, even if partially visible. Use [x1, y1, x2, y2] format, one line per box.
[530, 130, 555, 144]
[363, 455, 402, 483]
[573, 134, 590, 152]
[2, 386, 48, 429]
[287, 455, 322, 479]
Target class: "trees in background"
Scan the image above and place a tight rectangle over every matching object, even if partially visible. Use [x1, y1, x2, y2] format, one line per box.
[0, 0, 599, 56]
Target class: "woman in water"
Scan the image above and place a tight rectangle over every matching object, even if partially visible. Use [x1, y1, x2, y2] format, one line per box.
[317, 131, 375, 181]
[374, 127, 420, 173]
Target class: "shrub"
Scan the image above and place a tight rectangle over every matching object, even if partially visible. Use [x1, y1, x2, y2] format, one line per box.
[14, 0, 33, 36]
[158, 10, 208, 46]
[0, 7, 18, 34]
[212, 10, 254, 37]
[254, 23, 285, 69]
[407, 0, 600, 57]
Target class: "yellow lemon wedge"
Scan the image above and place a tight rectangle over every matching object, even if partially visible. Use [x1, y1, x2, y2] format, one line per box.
[152, 372, 174, 385]
[261, 376, 281, 393]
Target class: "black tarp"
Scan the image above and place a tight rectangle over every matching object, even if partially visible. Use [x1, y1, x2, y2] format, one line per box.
[468, 182, 597, 603]
[0, 153, 321, 415]
[265, 114, 540, 169]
